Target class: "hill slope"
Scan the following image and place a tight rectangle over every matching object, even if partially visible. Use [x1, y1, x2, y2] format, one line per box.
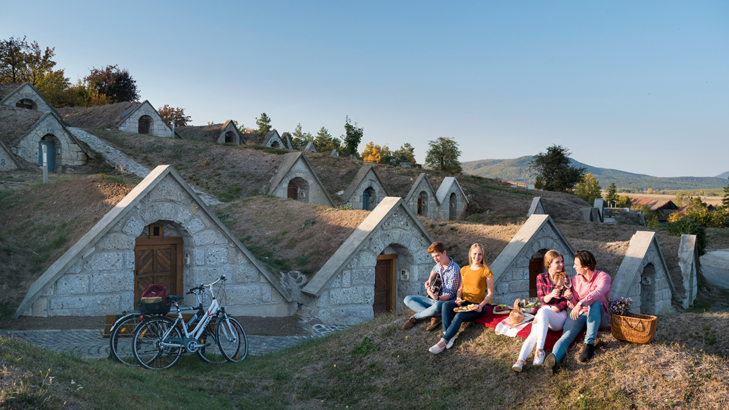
[462, 156, 729, 191]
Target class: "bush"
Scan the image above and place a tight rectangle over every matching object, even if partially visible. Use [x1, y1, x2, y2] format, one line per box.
[667, 218, 707, 256]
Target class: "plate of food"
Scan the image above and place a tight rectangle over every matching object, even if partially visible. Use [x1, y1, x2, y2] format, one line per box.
[492, 304, 511, 315]
[454, 304, 479, 313]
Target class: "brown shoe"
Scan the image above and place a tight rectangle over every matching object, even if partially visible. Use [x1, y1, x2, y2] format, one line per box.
[426, 317, 442, 331]
[402, 316, 418, 330]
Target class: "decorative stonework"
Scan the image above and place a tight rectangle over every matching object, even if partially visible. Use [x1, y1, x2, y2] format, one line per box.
[403, 173, 439, 219]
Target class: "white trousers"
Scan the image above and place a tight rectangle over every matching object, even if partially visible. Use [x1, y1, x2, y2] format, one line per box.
[517, 306, 568, 362]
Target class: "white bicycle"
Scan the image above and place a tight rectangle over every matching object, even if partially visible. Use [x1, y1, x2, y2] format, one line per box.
[132, 275, 248, 370]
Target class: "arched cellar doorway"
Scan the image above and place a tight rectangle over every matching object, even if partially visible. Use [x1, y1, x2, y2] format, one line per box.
[224, 131, 235, 143]
[270, 140, 281, 148]
[374, 254, 397, 314]
[363, 187, 376, 210]
[529, 249, 548, 297]
[287, 177, 309, 202]
[417, 191, 428, 216]
[640, 263, 657, 315]
[449, 192, 457, 220]
[38, 134, 59, 172]
[138, 115, 152, 134]
[133, 222, 184, 306]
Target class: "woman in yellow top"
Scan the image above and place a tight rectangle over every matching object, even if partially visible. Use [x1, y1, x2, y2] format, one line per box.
[429, 243, 494, 354]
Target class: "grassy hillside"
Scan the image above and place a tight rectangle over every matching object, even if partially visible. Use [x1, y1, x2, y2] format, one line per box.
[462, 156, 729, 191]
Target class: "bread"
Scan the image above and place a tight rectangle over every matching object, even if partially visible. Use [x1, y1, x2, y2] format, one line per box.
[508, 298, 525, 325]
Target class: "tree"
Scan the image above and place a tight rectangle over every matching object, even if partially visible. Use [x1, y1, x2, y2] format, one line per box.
[256, 112, 272, 134]
[291, 123, 314, 148]
[605, 182, 618, 207]
[425, 137, 462, 173]
[341, 116, 363, 157]
[158, 105, 191, 127]
[529, 145, 586, 192]
[723, 177, 729, 208]
[0, 36, 28, 83]
[86, 65, 139, 103]
[574, 173, 603, 205]
[392, 143, 416, 165]
[1, 36, 69, 106]
[379, 145, 393, 164]
[232, 120, 255, 134]
[616, 195, 632, 208]
[361, 141, 382, 163]
[314, 126, 341, 153]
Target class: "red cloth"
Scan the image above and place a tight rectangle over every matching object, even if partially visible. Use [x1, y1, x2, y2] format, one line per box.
[475, 306, 579, 351]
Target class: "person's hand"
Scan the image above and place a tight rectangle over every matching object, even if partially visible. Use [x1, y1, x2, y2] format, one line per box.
[564, 289, 573, 300]
[425, 279, 431, 289]
[570, 305, 581, 320]
[548, 288, 561, 299]
[475, 304, 483, 313]
[427, 289, 436, 300]
[455, 298, 464, 306]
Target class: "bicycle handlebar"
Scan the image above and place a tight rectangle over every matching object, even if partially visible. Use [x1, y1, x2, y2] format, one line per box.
[186, 275, 227, 295]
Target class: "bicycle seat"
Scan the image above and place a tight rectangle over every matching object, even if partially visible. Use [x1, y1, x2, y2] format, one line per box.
[167, 295, 185, 303]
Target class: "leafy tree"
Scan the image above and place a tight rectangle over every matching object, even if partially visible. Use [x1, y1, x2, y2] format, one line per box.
[232, 120, 255, 134]
[314, 126, 341, 153]
[85, 65, 139, 103]
[361, 141, 382, 163]
[425, 137, 462, 173]
[379, 145, 393, 165]
[529, 145, 585, 192]
[632, 203, 660, 228]
[685, 197, 727, 228]
[158, 105, 191, 127]
[668, 211, 683, 223]
[615, 195, 632, 208]
[723, 177, 729, 208]
[392, 143, 416, 165]
[605, 182, 618, 207]
[256, 112, 272, 134]
[667, 218, 707, 256]
[341, 116, 363, 157]
[1, 36, 69, 106]
[574, 173, 603, 205]
[291, 123, 314, 148]
[61, 79, 110, 107]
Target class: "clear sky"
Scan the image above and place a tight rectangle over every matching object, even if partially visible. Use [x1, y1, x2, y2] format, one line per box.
[3, 1, 728, 177]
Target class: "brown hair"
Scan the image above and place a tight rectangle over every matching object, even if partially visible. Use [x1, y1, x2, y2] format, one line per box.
[543, 250, 563, 271]
[468, 243, 486, 267]
[428, 241, 446, 254]
[575, 250, 597, 271]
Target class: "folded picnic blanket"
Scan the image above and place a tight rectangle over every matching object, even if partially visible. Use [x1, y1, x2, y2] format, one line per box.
[476, 306, 581, 351]
[494, 313, 534, 337]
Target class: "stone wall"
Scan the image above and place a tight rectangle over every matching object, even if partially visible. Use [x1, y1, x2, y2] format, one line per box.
[2, 84, 55, 114]
[438, 181, 467, 220]
[405, 178, 438, 219]
[677, 234, 698, 309]
[13, 114, 88, 173]
[270, 160, 332, 206]
[307, 207, 434, 325]
[624, 251, 672, 315]
[343, 171, 387, 210]
[118, 103, 172, 138]
[26, 174, 292, 317]
[0, 147, 18, 171]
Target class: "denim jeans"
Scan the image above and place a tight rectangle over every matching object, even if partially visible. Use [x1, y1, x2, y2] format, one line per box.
[441, 301, 485, 341]
[552, 300, 607, 362]
[404, 295, 445, 320]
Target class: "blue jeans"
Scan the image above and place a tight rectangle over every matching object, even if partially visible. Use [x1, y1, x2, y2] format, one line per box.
[552, 301, 608, 362]
[441, 301, 485, 341]
[404, 295, 445, 320]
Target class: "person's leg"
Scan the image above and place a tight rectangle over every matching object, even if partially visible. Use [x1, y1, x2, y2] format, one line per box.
[551, 313, 586, 362]
[441, 301, 457, 332]
[404, 295, 434, 317]
[442, 308, 482, 341]
[413, 298, 441, 320]
[537, 309, 567, 350]
[579, 301, 605, 362]
[517, 332, 538, 363]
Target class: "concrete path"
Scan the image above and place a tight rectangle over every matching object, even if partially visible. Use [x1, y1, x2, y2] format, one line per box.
[69, 127, 221, 206]
[701, 249, 729, 289]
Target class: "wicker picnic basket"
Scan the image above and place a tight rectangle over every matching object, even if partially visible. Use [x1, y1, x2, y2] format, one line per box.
[610, 313, 657, 344]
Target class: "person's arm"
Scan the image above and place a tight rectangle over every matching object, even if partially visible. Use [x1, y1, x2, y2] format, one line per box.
[579, 272, 611, 307]
[455, 273, 465, 305]
[477, 275, 495, 312]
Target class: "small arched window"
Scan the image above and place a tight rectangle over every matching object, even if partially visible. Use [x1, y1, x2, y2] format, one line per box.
[16, 99, 36, 110]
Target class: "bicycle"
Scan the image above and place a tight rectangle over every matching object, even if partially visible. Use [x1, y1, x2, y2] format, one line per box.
[132, 275, 248, 370]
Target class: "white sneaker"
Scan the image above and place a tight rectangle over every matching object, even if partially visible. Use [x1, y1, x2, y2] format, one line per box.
[429, 342, 446, 354]
[512, 362, 523, 372]
[446, 337, 456, 350]
[533, 350, 546, 366]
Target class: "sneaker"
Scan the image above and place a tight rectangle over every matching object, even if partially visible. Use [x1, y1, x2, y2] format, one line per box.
[578, 343, 596, 363]
[512, 361, 523, 372]
[533, 350, 546, 366]
[446, 337, 456, 349]
[402, 316, 418, 330]
[543, 352, 556, 370]
[429, 341, 446, 354]
[426, 317, 442, 331]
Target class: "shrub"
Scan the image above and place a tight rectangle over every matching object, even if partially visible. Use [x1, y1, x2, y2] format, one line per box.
[667, 218, 707, 256]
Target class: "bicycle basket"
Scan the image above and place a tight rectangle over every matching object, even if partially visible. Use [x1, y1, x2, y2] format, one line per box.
[138, 284, 170, 314]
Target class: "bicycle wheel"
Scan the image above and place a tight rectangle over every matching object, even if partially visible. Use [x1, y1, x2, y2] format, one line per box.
[132, 317, 183, 370]
[109, 313, 142, 366]
[197, 319, 227, 363]
[216, 316, 248, 362]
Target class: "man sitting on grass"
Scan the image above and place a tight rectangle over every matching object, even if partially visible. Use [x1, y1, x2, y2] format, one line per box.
[402, 241, 460, 331]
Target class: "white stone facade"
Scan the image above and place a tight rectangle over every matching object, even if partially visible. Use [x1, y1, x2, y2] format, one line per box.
[13, 114, 88, 172]
[118, 101, 173, 138]
[0, 145, 18, 171]
[1, 83, 57, 117]
[269, 154, 333, 207]
[343, 169, 387, 211]
[677, 234, 698, 309]
[436, 177, 468, 220]
[404, 174, 439, 219]
[25, 173, 292, 318]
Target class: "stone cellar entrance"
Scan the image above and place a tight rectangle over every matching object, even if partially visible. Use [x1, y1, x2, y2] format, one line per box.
[528, 250, 548, 297]
[133, 224, 184, 305]
[373, 254, 397, 314]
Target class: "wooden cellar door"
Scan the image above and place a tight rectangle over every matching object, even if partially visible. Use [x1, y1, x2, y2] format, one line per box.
[134, 237, 183, 305]
[528, 257, 544, 298]
[374, 254, 397, 314]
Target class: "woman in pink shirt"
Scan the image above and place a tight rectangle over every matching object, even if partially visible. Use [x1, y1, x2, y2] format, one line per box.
[544, 250, 611, 371]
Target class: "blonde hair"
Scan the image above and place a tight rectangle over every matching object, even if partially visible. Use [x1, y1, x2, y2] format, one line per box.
[543, 250, 563, 271]
[468, 243, 486, 267]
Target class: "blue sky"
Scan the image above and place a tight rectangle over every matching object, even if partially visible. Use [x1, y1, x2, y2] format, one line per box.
[3, 1, 728, 177]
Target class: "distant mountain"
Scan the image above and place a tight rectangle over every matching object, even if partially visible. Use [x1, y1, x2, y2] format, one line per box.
[462, 156, 729, 191]
[716, 171, 729, 179]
